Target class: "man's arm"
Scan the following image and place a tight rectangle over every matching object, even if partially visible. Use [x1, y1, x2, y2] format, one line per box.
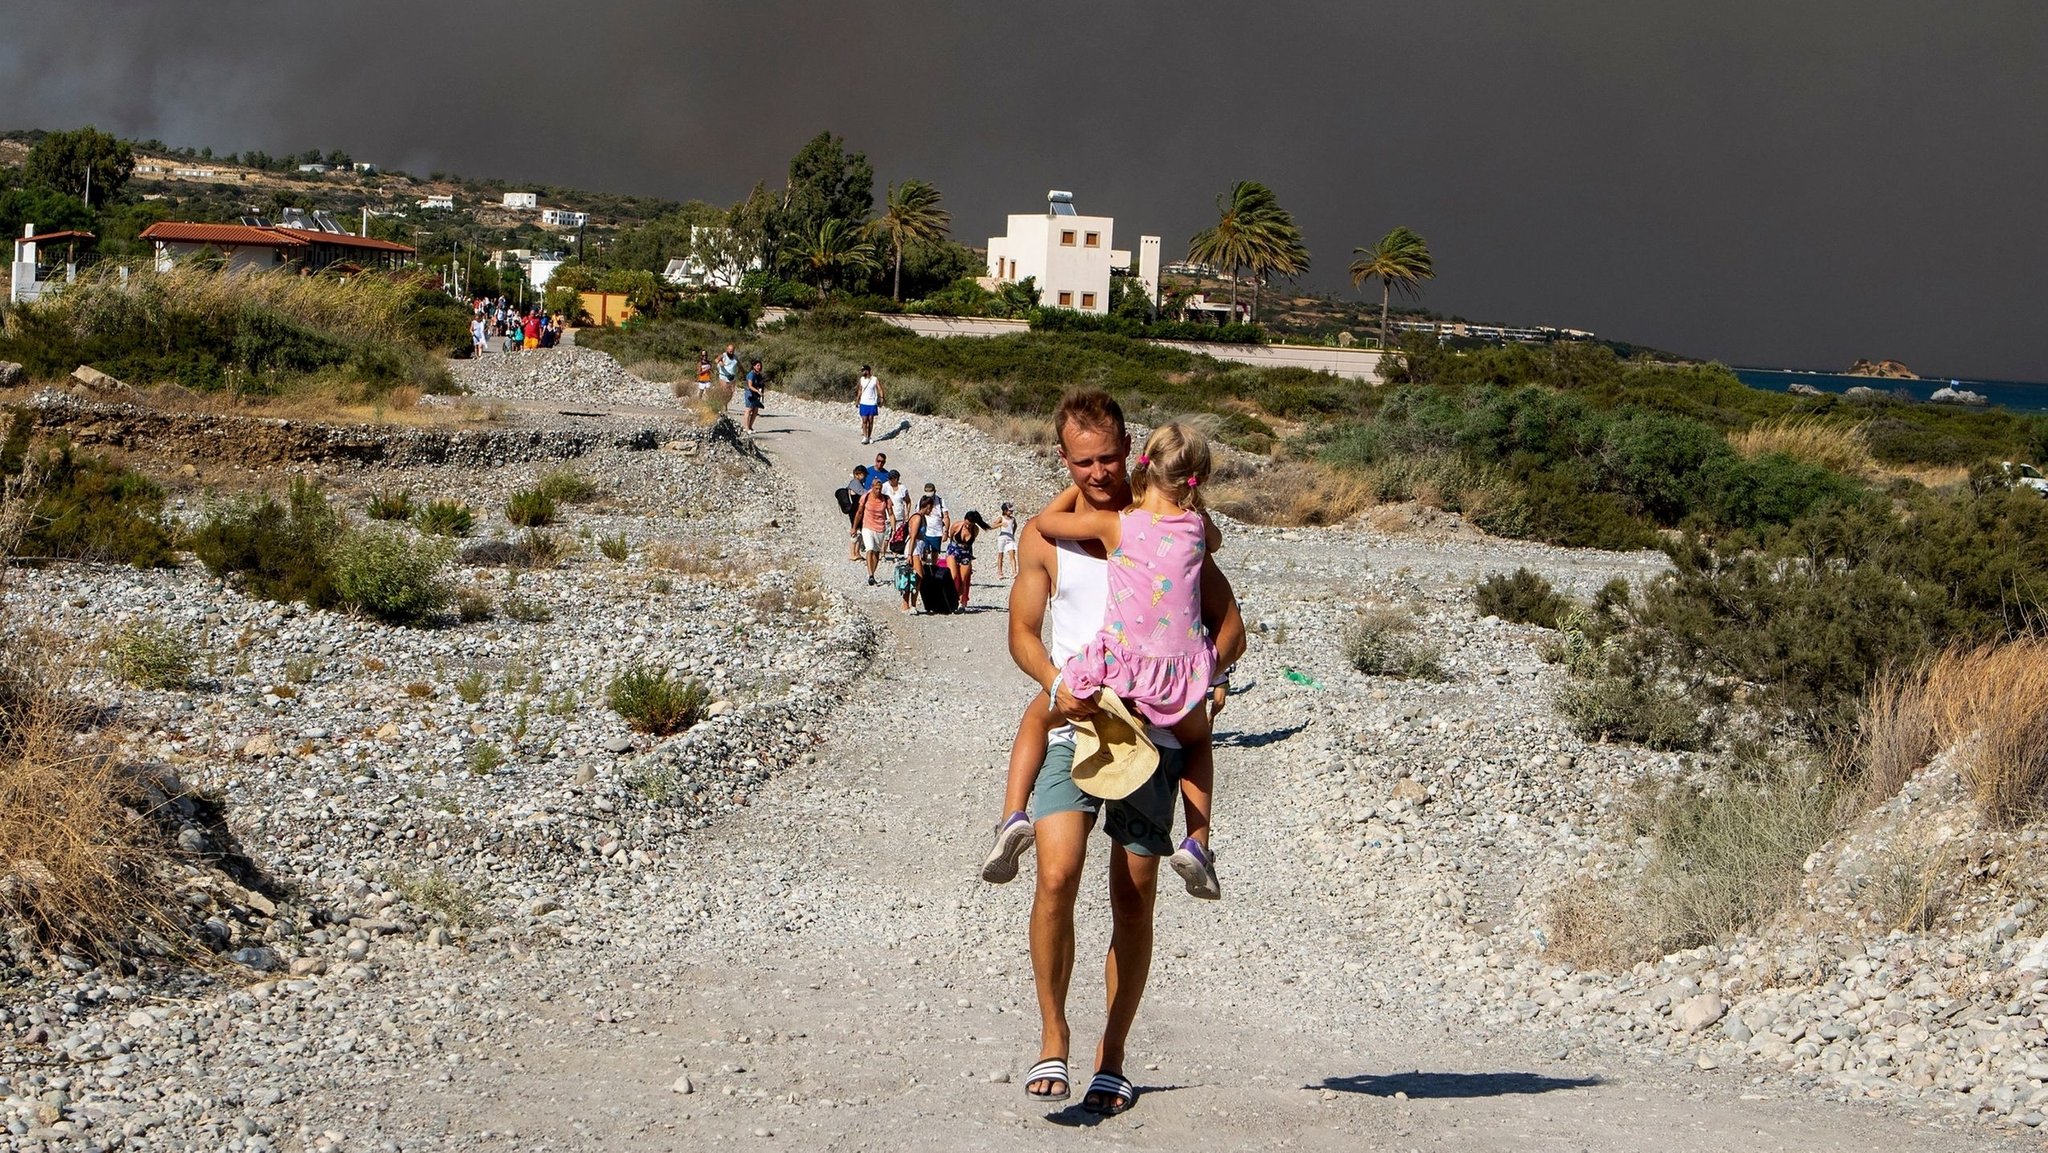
[1007, 522, 1096, 718]
[1199, 555, 1246, 670]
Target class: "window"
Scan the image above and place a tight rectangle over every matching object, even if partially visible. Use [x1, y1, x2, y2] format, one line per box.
[1060, 231, 1076, 246]
[1084, 232, 1100, 248]
[1080, 292, 1097, 309]
[1057, 291, 1073, 306]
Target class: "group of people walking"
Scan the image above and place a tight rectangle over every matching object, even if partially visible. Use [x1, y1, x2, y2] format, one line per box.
[469, 297, 562, 355]
[692, 344, 767, 433]
[836, 450, 1017, 615]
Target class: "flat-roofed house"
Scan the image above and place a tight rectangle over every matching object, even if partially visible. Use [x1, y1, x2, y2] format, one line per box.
[986, 191, 1159, 315]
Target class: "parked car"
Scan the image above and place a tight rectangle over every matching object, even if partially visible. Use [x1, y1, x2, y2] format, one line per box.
[2001, 461, 2048, 497]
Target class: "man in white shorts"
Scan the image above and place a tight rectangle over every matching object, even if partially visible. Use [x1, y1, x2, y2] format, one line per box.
[1006, 389, 1245, 1115]
[856, 364, 883, 444]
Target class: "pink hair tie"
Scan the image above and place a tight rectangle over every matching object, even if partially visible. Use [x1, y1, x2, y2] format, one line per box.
[1136, 454, 1151, 466]
[1187, 476, 1200, 487]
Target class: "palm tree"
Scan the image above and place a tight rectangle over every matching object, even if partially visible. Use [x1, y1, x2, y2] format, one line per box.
[1186, 181, 1278, 318]
[872, 179, 950, 302]
[780, 218, 878, 295]
[1348, 227, 1435, 351]
[1247, 215, 1310, 324]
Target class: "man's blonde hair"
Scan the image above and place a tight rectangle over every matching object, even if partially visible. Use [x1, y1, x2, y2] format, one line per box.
[1132, 421, 1211, 511]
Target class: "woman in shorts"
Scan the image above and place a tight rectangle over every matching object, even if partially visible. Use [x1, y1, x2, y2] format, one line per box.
[946, 510, 990, 610]
[993, 502, 1020, 580]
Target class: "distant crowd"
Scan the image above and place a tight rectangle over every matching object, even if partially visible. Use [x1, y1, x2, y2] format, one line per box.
[469, 296, 565, 354]
[834, 449, 1014, 616]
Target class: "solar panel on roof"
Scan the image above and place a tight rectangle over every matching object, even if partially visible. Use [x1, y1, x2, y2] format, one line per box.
[1048, 190, 1077, 216]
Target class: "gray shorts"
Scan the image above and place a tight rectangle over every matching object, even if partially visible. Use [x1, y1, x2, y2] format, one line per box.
[1030, 741, 1184, 858]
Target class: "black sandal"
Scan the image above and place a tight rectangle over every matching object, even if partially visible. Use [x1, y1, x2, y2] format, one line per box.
[1082, 1070, 1136, 1115]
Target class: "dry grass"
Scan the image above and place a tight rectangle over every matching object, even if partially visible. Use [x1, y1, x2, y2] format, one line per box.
[646, 540, 759, 579]
[1206, 460, 1374, 527]
[46, 262, 435, 346]
[1843, 665, 1942, 808]
[964, 412, 1058, 448]
[1728, 417, 1877, 477]
[1, 458, 185, 958]
[1846, 640, 2048, 825]
[1926, 640, 2048, 825]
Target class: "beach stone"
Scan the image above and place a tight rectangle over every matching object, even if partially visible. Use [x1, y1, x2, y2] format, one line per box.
[1676, 993, 1728, 1033]
[0, 362, 21, 387]
[605, 735, 635, 754]
[671, 1074, 694, 1094]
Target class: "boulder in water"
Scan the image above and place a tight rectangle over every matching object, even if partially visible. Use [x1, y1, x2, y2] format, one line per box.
[1929, 385, 1988, 406]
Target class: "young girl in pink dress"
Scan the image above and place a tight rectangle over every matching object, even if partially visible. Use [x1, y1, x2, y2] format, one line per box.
[981, 421, 1222, 899]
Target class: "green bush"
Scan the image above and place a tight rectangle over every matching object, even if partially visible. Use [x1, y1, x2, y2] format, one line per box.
[1475, 568, 1570, 628]
[2, 416, 176, 567]
[1341, 609, 1448, 681]
[534, 469, 599, 505]
[102, 619, 196, 690]
[366, 488, 413, 521]
[1553, 673, 1706, 750]
[455, 588, 493, 623]
[189, 478, 341, 607]
[329, 525, 454, 625]
[505, 487, 557, 527]
[501, 593, 554, 623]
[597, 533, 629, 562]
[414, 500, 475, 538]
[607, 666, 709, 736]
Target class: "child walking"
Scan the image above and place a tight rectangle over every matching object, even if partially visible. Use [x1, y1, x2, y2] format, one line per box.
[981, 422, 1223, 899]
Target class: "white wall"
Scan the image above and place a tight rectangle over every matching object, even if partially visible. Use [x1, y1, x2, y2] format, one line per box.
[987, 212, 1115, 313]
[503, 192, 537, 208]
[153, 241, 284, 275]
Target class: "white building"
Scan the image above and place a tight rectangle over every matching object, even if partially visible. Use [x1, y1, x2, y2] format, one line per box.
[540, 209, 588, 228]
[418, 194, 454, 210]
[985, 191, 1159, 315]
[503, 192, 538, 209]
[662, 226, 762, 289]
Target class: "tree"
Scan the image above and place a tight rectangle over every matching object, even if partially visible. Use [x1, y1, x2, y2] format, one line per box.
[27, 127, 135, 208]
[1349, 226, 1436, 351]
[872, 179, 951, 301]
[778, 131, 874, 267]
[779, 217, 877, 294]
[1185, 181, 1303, 323]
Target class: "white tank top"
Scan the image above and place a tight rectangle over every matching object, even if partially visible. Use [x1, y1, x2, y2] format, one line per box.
[1048, 538, 1179, 749]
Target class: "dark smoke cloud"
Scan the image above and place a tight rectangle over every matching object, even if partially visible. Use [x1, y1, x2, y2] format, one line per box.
[6, 1, 2045, 378]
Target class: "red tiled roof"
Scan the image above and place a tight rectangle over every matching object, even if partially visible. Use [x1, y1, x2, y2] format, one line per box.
[139, 222, 415, 254]
[141, 222, 310, 247]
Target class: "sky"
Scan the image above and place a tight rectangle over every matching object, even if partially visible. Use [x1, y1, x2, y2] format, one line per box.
[5, 1, 2046, 379]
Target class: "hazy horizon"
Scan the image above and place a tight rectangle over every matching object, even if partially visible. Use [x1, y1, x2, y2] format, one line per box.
[4, 1, 2044, 380]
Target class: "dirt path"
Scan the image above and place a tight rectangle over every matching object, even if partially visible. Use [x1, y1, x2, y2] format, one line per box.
[376, 399, 2012, 1151]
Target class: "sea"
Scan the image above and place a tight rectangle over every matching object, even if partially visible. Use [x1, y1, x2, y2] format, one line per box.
[1734, 368, 2048, 417]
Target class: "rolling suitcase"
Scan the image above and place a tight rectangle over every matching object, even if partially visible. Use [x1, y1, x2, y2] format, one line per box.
[918, 566, 959, 615]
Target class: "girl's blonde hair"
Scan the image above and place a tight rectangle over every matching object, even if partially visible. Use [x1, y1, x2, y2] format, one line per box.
[1132, 421, 1212, 511]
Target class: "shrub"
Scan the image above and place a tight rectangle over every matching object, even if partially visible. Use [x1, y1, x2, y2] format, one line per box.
[1728, 417, 1876, 477]
[1923, 639, 2048, 826]
[328, 525, 454, 625]
[455, 588, 494, 623]
[366, 489, 414, 521]
[3, 417, 176, 567]
[414, 499, 475, 538]
[467, 742, 505, 774]
[607, 666, 709, 736]
[505, 487, 557, 527]
[501, 593, 554, 623]
[1553, 674, 1705, 750]
[1474, 568, 1570, 628]
[386, 868, 489, 929]
[103, 619, 196, 690]
[1341, 608, 1448, 681]
[535, 469, 600, 505]
[1546, 759, 1838, 965]
[598, 532, 630, 561]
[454, 669, 487, 704]
[189, 478, 341, 608]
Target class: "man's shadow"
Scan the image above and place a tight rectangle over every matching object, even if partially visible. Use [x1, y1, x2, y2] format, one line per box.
[1213, 720, 1307, 749]
[1042, 1083, 1190, 1127]
[873, 418, 912, 443]
[1316, 1071, 1602, 1098]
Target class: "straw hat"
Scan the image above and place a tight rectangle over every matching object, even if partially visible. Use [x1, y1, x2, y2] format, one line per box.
[1070, 690, 1160, 800]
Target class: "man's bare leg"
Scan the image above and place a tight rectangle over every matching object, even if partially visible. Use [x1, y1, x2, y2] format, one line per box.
[1091, 843, 1159, 1108]
[1028, 809, 1090, 1097]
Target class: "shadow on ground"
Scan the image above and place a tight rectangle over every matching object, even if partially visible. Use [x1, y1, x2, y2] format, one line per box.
[1317, 1071, 1603, 1098]
[1214, 721, 1308, 749]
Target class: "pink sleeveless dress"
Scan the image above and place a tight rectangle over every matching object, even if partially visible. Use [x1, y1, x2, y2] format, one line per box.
[1061, 508, 1215, 729]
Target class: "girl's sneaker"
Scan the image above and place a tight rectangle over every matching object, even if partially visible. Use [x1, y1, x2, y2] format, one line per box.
[1169, 837, 1221, 900]
[981, 812, 1035, 884]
